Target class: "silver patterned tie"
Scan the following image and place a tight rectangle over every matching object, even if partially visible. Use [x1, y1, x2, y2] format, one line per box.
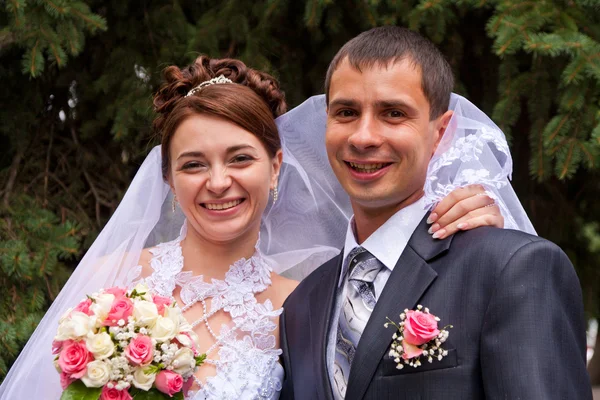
[333, 247, 384, 399]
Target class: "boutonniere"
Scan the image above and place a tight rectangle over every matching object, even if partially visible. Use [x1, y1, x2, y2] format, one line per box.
[385, 305, 453, 369]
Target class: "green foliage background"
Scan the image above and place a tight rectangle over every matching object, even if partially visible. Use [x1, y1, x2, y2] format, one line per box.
[1, 0, 600, 383]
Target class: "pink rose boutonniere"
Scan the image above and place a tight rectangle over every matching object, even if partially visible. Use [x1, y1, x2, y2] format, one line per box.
[385, 305, 453, 369]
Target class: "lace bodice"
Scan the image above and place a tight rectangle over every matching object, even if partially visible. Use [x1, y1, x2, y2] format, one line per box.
[141, 229, 283, 400]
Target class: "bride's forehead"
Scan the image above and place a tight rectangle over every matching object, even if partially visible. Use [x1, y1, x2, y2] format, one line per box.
[171, 116, 263, 151]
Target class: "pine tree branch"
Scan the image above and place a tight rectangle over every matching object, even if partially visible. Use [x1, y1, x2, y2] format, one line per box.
[44, 129, 54, 208]
[3, 149, 25, 207]
[0, 31, 16, 53]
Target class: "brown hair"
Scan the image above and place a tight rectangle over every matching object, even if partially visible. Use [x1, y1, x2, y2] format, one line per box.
[324, 26, 454, 119]
[153, 56, 287, 180]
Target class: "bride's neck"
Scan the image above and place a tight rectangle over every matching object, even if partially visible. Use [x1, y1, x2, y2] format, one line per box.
[180, 224, 259, 280]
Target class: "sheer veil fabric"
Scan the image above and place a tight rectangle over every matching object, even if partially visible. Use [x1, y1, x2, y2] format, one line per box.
[0, 94, 534, 398]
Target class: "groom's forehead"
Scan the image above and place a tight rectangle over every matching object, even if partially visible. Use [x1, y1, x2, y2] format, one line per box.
[328, 59, 429, 111]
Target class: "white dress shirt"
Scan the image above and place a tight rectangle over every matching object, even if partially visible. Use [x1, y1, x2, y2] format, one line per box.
[327, 198, 428, 397]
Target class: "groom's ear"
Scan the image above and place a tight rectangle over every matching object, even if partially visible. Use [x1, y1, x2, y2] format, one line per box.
[431, 110, 453, 155]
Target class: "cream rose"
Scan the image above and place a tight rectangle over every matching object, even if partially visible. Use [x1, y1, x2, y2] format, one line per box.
[133, 300, 159, 327]
[55, 311, 94, 341]
[171, 347, 195, 376]
[81, 360, 110, 388]
[151, 316, 178, 342]
[90, 293, 115, 321]
[85, 332, 114, 360]
[132, 367, 156, 391]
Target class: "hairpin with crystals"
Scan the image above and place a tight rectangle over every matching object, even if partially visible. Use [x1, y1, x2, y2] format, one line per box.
[185, 75, 234, 97]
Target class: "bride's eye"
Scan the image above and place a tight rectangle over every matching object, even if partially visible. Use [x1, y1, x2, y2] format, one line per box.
[181, 161, 206, 170]
[231, 154, 254, 164]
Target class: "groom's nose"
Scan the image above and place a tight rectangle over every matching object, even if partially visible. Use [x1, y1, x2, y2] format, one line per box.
[347, 113, 383, 151]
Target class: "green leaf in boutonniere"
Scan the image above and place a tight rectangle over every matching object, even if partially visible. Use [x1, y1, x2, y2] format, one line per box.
[60, 381, 102, 400]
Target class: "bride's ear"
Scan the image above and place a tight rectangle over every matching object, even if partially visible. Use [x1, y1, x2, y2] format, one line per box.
[271, 149, 283, 189]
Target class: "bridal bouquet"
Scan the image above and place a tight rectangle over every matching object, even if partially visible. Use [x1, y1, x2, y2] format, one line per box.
[53, 283, 205, 400]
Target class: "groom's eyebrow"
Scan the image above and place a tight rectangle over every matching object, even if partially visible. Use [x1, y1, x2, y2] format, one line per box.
[329, 98, 359, 109]
[376, 100, 418, 114]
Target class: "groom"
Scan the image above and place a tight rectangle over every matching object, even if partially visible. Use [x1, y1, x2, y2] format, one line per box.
[279, 26, 592, 399]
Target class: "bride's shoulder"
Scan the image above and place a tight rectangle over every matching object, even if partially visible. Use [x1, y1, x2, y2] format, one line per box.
[137, 247, 156, 279]
[263, 272, 299, 310]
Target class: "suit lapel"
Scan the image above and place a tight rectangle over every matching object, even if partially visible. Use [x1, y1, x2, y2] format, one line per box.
[307, 253, 343, 400]
[345, 215, 453, 400]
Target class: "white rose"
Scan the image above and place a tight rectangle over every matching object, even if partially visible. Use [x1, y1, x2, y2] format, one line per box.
[85, 332, 115, 360]
[90, 293, 115, 321]
[131, 367, 156, 391]
[54, 311, 94, 341]
[133, 300, 159, 327]
[175, 333, 193, 348]
[81, 360, 110, 388]
[151, 316, 178, 342]
[172, 347, 195, 376]
[132, 283, 153, 301]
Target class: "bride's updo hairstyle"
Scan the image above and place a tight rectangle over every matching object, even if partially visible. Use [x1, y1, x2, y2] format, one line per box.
[153, 55, 287, 180]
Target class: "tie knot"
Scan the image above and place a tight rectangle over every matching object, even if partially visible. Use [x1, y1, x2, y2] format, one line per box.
[347, 248, 383, 283]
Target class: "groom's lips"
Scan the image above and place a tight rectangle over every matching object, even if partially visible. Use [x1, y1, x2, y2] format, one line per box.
[344, 160, 392, 181]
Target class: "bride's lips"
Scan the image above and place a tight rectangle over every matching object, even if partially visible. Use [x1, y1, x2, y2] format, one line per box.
[344, 160, 392, 181]
[199, 198, 246, 216]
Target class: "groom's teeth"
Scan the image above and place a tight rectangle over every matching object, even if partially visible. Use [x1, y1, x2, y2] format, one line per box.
[348, 162, 386, 173]
[204, 199, 242, 210]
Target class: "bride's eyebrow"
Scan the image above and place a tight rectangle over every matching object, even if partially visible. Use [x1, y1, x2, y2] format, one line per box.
[177, 145, 256, 160]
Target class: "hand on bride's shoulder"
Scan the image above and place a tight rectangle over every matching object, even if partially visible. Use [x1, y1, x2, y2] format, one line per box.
[261, 273, 299, 310]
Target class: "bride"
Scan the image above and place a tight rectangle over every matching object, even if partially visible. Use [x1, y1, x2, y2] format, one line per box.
[0, 56, 533, 399]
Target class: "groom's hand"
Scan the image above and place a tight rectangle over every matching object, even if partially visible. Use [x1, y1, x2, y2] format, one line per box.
[427, 184, 502, 239]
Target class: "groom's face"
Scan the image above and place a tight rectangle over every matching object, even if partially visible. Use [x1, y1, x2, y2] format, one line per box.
[326, 58, 447, 212]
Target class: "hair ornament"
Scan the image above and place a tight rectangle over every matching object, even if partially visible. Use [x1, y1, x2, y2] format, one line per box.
[185, 75, 234, 97]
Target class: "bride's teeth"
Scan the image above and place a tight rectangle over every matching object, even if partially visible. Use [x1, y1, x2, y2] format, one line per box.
[205, 199, 242, 210]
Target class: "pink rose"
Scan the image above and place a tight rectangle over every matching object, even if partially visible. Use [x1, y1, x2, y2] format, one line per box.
[152, 295, 172, 315]
[74, 298, 94, 316]
[103, 297, 134, 326]
[104, 287, 127, 298]
[58, 341, 93, 379]
[52, 339, 73, 355]
[403, 310, 440, 346]
[155, 370, 183, 397]
[100, 385, 133, 400]
[60, 371, 75, 390]
[182, 377, 194, 395]
[401, 340, 424, 360]
[124, 335, 153, 366]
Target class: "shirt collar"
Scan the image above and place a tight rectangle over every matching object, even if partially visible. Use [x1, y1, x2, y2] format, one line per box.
[339, 198, 428, 287]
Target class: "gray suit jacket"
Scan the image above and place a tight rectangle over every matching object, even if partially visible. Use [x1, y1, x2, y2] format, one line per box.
[279, 216, 592, 400]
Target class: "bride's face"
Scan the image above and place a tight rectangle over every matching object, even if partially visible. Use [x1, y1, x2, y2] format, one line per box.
[169, 114, 282, 244]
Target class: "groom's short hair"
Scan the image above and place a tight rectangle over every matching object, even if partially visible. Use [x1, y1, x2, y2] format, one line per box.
[324, 26, 454, 120]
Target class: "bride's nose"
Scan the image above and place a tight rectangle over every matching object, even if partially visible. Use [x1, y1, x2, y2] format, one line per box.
[206, 166, 233, 195]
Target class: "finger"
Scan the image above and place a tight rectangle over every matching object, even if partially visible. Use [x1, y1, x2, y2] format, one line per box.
[435, 192, 495, 228]
[429, 184, 487, 224]
[432, 207, 503, 239]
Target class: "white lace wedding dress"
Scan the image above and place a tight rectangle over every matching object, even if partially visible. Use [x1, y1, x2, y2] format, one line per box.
[140, 224, 284, 400]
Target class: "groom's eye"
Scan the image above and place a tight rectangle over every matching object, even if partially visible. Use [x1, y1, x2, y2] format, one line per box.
[385, 110, 406, 118]
[337, 109, 357, 118]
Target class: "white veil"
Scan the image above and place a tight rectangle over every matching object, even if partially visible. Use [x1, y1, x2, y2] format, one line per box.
[0, 93, 534, 398]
